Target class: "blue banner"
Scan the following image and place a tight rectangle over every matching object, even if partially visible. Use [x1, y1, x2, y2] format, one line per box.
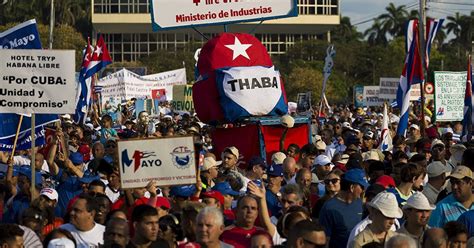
[0, 126, 46, 151]
[354, 85, 364, 108]
[0, 20, 59, 150]
[0, 19, 42, 49]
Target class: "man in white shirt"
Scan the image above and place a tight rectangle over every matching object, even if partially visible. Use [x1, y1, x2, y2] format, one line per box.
[60, 194, 105, 248]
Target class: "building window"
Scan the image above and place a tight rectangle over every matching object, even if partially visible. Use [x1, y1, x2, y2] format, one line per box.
[298, 0, 338, 15]
[94, 0, 150, 13]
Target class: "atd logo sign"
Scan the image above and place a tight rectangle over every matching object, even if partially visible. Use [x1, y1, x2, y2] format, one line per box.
[118, 137, 196, 189]
[121, 149, 162, 173]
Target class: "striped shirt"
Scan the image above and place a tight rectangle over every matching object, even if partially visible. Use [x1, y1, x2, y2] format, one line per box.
[428, 194, 474, 228]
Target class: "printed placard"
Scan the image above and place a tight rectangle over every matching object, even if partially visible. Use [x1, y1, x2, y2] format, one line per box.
[151, 0, 298, 31]
[0, 49, 76, 114]
[118, 136, 196, 189]
[434, 71, 467, 122]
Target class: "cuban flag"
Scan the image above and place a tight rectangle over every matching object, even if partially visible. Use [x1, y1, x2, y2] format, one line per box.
[462, 55, 473, 141]
[74, 35, 112, 123]
[379, 102, 392, 152]
[396, 20, 424, 136]
[425, 18, 444, 69]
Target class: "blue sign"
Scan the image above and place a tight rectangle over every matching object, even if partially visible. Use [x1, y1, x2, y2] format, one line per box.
[0, 126, 46, 151]
[354, 85, 364, 108]
[0, 19, 42, 49]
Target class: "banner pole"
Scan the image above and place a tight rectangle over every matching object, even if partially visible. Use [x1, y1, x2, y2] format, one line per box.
[30, 113, 36, 202]
[9, 115, 24, 162]
[418, 0, 428, 135]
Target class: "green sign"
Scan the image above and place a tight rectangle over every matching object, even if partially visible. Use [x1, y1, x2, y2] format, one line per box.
[172, 84, 194, 112]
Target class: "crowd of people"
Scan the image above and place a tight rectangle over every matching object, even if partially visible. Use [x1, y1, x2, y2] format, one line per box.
[0, 102, 474, 248]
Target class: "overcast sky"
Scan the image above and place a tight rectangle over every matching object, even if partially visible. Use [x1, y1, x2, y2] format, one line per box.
[341, 0, 473, 33]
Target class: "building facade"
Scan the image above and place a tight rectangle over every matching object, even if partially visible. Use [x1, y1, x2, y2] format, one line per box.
[92, 0, 340, 62]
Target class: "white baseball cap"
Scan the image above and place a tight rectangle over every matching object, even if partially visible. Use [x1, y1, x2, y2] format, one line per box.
[368, 192, 403, 219]
[271, 152, 287, 164]
[403, 192, 436, 210]
[40, 188, 58, 201]
[314, 155, 332, 166]
[47, 238, 75, 248]
[201, 157, 218, 171]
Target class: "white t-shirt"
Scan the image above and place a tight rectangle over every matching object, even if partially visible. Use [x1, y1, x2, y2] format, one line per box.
[60, 223, 105, 248]
[105, 185, 121, 203]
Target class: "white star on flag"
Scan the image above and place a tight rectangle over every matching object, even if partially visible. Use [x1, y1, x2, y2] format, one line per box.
[94, 46, 102, 56]
[225, 37, 252, 60]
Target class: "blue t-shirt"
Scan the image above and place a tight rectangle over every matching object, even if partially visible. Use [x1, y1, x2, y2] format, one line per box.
[265, 190, 282, 218]
[319, 197, 363, 248]
[54, 169, 83, 218]
[458, 210, 474, 237]
[3, 193, 30, 223]
[429, 193, 474, 228]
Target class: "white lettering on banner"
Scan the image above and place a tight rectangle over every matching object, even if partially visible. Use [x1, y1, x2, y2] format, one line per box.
[151, 0, 297, 30]
[0, 34, 35, 49]
[221, 66, 282, 115]
[434, 71, 467, 122]
[118, 136, 196, 189]
[0, 49, 76, 114]
[97, 68, 186, 100]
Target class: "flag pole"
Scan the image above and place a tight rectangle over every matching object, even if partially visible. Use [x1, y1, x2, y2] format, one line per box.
[9, 115, 24, 162]
[418, 0, 427, 134]
[30, 113, 36, 201]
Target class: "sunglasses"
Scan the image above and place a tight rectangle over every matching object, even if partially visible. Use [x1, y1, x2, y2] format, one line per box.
[302, 238, 326, 248]
[324, 178, 340, 185]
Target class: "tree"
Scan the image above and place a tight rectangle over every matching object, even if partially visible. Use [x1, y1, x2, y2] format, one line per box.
[331, 16, 363, 43]
[365, 19, 388, 46]
[445, 12, 472, 55]
[378, 2, 409, 37]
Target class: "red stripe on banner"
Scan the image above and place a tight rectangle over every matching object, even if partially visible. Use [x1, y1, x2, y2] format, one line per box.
[260, 124, 310, 164]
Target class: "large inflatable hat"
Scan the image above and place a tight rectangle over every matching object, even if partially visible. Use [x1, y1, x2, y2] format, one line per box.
[193, 33, 288, 123]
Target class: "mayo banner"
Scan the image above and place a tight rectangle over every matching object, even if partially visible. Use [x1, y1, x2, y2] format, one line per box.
[379, 77, 399, 102]
[434, 71, 467, 122]
[150, 0, 298, 31]
[216, 66, 287, 122]
[97, 68, 186, 100]
[0, 19, 42, 49]
[0, 49, 76, 114]
[363, 86, 383, 107]
[172, 85, 194, 112]
[118, 136, 196, 189]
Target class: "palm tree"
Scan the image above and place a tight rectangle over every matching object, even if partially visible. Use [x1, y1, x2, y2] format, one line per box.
[378, 3, 409, 38]
[332, 16, 363, 42]
[446, 12, 472, 55]
[365, 19, 388, 46]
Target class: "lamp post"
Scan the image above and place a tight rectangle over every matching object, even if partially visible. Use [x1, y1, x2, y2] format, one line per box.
[367, 57, 382, 85]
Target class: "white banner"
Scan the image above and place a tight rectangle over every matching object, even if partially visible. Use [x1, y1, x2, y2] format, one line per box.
[0, 49, 76, 114]
[97, 68, 187, 101]
[151, 0, 298, 31]
[363, 86, 383, 107]
[434, 71, 467, 122]
[219, 66, 282, 115]
[118, 136, 196, 189]
[379, 77, 399, 102]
